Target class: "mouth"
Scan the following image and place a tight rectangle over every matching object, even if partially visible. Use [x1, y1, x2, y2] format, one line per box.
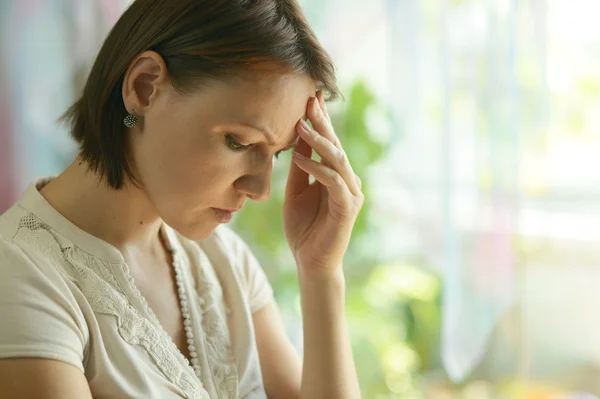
[215, 207, 241, 212]
[211, 208, 237, 223]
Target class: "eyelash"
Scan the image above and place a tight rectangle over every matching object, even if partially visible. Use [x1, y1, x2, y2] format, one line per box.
[226, 134, 249, 151]
[226, 134, 285, 159]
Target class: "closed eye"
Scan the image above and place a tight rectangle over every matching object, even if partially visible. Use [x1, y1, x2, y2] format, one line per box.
[226, 134, 250, 151]
[226, 133, 294, 160]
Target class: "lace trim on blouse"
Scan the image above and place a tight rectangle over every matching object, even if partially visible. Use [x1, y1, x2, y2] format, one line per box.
[14, 213, 222, 398]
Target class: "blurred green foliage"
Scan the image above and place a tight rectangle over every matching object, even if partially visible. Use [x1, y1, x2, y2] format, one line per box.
[233, 80, 442, 398]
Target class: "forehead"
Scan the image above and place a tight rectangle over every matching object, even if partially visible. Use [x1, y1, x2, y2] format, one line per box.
[191, 73, 316, 136]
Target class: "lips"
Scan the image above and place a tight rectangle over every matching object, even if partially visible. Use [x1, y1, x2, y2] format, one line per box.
[211, 208, 235, 223]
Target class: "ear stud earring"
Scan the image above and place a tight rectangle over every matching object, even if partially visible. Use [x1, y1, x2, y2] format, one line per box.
[123, 112, 137, 128]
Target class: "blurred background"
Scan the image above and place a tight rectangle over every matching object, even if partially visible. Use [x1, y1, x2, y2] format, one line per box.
[2, 0, 600, 398]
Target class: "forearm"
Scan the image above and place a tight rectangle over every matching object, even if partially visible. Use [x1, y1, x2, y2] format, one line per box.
[298, 269, 361, 399]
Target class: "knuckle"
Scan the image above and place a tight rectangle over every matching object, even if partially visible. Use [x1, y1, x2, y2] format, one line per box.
[353, 191, 365, 206]
[336, 149, 348, 165]
[357, 192, 365, 205]
[333, 173, 345, 187]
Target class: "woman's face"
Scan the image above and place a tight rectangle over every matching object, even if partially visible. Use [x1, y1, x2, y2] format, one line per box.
[129, 72, 316, 240]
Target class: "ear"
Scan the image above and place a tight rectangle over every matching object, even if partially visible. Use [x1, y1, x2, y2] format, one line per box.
[122, 50, 169, 118]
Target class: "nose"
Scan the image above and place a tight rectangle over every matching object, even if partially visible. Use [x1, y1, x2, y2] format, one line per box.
[235, 165, 272, 203]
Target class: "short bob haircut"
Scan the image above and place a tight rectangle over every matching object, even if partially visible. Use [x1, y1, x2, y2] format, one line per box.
[62, 0, 341, 190]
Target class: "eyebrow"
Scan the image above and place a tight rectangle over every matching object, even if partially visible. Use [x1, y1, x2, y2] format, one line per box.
[241, 121, 302, 149]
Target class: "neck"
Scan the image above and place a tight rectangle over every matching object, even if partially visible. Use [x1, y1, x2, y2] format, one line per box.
[40, 156, 164, 258]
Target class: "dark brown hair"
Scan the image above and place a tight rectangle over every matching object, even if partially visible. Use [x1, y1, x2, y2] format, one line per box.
[62, 0, 340, 189]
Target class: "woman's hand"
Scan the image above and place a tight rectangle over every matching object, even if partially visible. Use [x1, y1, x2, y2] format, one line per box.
[283, 91, 364, 278]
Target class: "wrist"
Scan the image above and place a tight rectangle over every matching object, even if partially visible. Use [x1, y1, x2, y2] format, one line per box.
[298, 267, 345, 294]
[298, 263, 344, 280]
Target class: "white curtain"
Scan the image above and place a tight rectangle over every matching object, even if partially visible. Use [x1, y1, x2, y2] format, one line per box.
[377, 0, 600, 389]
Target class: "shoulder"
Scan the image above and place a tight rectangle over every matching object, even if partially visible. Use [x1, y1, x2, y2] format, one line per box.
[0, 203, 82, 300]
[0, 209, 88, 371]
[0, 203, 47, 272]
[0, 200, 29, 240]
[0, 231, 29, 271]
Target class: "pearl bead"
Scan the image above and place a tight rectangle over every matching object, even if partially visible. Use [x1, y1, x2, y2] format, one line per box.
[166, 249, 203, 380]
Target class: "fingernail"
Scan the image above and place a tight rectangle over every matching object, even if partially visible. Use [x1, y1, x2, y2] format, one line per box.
[299, 119, 311, 133]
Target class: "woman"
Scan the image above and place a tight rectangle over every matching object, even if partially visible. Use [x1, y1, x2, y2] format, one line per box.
[0, 0, 363, 398]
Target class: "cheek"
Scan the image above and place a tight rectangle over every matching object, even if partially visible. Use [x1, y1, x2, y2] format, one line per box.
[133, 121, 244, 204]
[139, 114, 203, 177]
[141, 135, 237, 201]
[138, 135, 186, 184]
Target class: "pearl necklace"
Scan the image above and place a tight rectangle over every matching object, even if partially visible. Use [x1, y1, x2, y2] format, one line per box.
[169, 247, 201, 378]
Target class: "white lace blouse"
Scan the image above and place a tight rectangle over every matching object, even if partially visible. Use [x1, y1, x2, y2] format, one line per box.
[0, 178, 273, 398]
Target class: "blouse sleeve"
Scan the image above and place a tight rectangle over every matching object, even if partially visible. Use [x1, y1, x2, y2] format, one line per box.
[0, 237, 87, 372]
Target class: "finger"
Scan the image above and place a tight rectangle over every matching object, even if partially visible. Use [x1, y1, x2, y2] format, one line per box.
[316, 90, 330, 121]
[296, 119, 361, 196]
[307, 95, 341, 149]
[292, 151, 353, 207]
[285, 136, 312, 197]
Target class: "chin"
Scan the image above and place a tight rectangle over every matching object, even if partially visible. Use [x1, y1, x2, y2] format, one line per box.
[163, 215, 219, 242]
